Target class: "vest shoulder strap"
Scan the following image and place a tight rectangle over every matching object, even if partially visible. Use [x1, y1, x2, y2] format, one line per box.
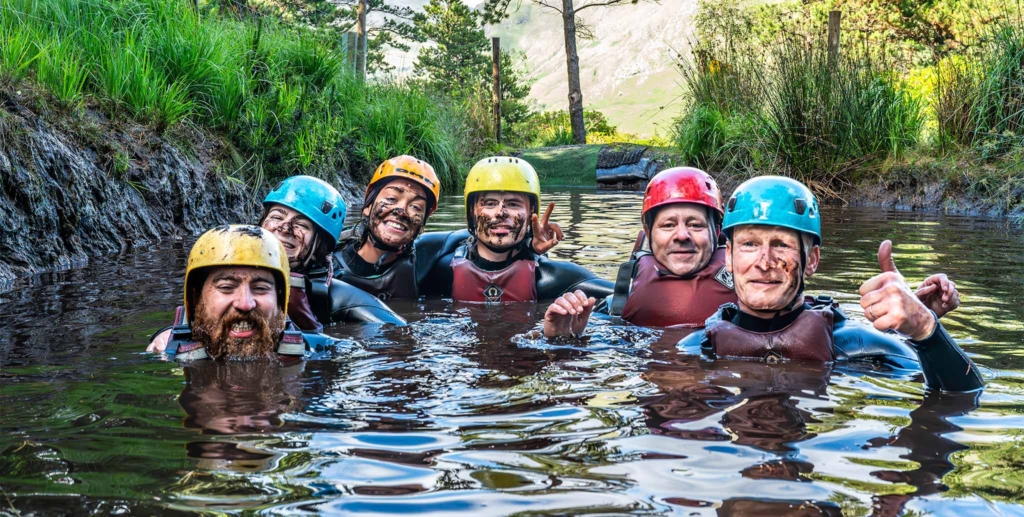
[305, 274, 331, 324]
[277, 321, 306, 356]
[165, 306, 209, 361]
[609, 254, 643, 316]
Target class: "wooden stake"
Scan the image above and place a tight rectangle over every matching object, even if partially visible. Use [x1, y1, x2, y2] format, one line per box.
[492, 37, 502, 145]
[828, 10, 841, 68]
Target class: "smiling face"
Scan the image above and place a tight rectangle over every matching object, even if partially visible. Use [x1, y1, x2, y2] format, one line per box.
[727, 225, 820, 318]
[261, 205, 316, 268]
[190, 266, 286, 360]
[362, 178, 429, 249]
[649, 204, 714, 276]
[472, 191, 531, 255]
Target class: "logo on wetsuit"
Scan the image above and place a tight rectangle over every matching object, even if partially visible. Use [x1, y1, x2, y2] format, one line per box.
[715, 266, 734, 289]
[483, 283, 504, 304]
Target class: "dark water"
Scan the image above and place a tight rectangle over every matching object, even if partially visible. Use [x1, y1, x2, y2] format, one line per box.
[2, 189, 1024, 516]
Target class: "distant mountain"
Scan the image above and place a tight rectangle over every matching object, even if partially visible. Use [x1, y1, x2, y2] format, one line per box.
[382, 1, 698, 138]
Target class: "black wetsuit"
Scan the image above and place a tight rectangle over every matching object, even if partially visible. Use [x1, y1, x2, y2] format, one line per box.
[678, 300, 984, 393]
[331, 228, 418, 300]
[302, 269, 406, 325]
[415, 230, 614, 300]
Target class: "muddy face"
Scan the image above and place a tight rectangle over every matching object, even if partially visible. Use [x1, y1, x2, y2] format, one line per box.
[261, 205, 316, 268]
[472, 191, 530, 253]
[363, 180, 428, 249]
[190, 267, 286, 360]
[726, 225, 819, 317]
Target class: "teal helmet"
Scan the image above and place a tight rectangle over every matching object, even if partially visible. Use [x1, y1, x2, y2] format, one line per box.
[722, 176, 821, 245]
[263, 176, 347, 243]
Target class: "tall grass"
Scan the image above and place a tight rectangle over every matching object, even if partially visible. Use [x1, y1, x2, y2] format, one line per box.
[674, 35, 925, 186]
[936, 24, 1024, 158]
[0, 0, 466, 188]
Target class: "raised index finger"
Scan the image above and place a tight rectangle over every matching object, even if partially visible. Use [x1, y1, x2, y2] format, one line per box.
[541, 202, 555, 227]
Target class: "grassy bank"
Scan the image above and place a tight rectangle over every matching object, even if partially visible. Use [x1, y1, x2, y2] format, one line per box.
[672, 0, 1024, 214]
[0, 0, 467, 189]
[520, 145, 601, 185]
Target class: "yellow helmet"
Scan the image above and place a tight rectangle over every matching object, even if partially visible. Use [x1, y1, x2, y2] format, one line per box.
[183, 225, 290, 323]
[366, 155, 441, 215]
[463, 156, 541, 228]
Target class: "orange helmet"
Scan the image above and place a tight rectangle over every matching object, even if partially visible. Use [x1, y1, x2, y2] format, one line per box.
[366, 155, 441, 215]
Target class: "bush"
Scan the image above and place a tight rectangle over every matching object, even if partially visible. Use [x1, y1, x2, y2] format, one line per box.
[672, 1, 927, 187]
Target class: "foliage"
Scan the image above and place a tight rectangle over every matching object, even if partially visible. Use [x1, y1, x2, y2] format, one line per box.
[0, 0, 466, 188]
[412, 0, 534, 153]
[524, 110, 618, 147]
[414, 0, 491, 97]
[672, 0, 933, 188]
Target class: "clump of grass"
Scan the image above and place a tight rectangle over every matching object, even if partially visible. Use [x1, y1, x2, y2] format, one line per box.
[673, 8, 926, 188]
[0, 0, 467, 189]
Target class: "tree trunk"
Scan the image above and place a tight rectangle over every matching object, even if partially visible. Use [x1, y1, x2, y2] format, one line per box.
[356, 0, 368, 80]
[561, 0, 586, 144]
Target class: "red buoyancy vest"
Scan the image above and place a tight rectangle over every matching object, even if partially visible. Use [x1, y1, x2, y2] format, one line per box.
[704, 302, 836, 363]
[621, 248, 737, 328]
[289, 273, 323, 333]
[450, 246, 538, 304]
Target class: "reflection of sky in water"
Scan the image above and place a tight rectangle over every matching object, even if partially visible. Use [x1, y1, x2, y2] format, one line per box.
[1, 189, 1023, 515]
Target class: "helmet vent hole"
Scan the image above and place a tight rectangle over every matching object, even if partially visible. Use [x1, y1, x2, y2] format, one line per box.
[727, 197, 737, 212]
[321, 201, 334, 214]
[794, 199, 807, 215]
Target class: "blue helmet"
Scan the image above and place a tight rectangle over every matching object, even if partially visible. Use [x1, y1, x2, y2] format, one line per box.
[263, 176, 347, 243]
[722, 176, 821, 245]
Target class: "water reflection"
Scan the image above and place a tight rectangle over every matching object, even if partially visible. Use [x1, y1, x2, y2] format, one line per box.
[2, 191, 1024, 515]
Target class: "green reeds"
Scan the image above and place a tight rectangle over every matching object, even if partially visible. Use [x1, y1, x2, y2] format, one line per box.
[674, 34, 925, 186]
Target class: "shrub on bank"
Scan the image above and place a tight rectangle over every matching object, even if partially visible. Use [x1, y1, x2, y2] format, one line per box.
[0, 0, 466, 188]
[674, 36, 925, 186]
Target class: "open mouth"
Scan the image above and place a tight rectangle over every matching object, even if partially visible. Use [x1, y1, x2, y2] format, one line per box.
[488, 224, 513, 235]
[382, 219, 409, 232]
[229, 320, 255, 339]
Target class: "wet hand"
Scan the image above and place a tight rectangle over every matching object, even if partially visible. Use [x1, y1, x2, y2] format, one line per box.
[858, 240, 937, 341]
[543, 290, 596, 338]
[146, 329, 171, 353]
[915, 273, 960, 319]
[531, 202, 565, 255]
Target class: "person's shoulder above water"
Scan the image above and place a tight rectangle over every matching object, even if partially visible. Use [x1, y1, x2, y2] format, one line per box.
[536, 254, 613, 300]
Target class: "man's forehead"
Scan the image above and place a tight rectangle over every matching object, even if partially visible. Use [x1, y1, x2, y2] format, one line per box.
[267, 204, 313, 223]
[478, 191, 528, 202]
[208, 266, 277, 282]
[733, 224, 800, 239]
[381, 179, 427, 199]
[654, 203, 709, 222]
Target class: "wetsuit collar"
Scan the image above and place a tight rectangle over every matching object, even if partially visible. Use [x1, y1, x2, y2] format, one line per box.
[730, 302, 809, 332]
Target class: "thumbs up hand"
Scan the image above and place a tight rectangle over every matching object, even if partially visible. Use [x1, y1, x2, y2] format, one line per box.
[858, 240, 938, 341]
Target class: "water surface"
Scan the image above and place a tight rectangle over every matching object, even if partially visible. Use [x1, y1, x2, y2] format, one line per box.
[2, 189, 1023, 516]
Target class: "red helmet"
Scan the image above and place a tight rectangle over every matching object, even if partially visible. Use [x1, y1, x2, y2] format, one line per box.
[642, 167, 723, 226]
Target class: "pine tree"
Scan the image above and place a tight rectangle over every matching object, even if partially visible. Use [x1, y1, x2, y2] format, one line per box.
[413, 0, 491, 97]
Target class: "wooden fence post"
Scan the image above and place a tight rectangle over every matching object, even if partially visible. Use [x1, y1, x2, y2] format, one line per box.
[492, 37, 502, 145]
[828, 10, 841, 68]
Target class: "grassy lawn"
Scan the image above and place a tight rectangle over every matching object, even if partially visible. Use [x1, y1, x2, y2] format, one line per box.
[521, 144, 602, 186]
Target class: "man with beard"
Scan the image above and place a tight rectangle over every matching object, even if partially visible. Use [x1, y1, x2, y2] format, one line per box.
[259, 175, 405, 329]
[543, 168, 960, 338]
[416, 156, 612, 303]
[678, 176, 983, 393]
[331, 156, 441, 300]
[147, 225, 330, 361]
